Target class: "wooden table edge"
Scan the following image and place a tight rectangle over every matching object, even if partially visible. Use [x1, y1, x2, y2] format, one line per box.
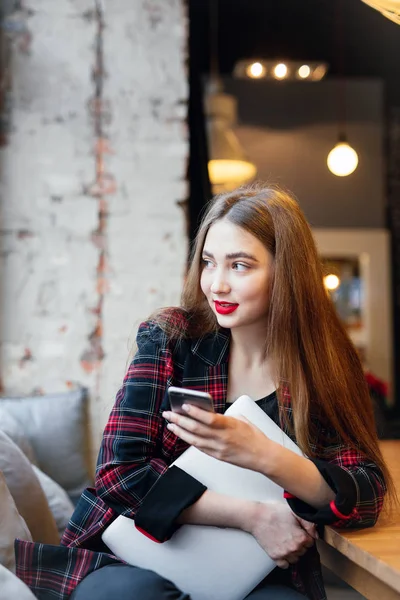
[321, 525, 400, 594]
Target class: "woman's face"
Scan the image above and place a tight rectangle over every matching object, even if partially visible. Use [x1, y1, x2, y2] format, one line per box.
[200, 219, 274, 332]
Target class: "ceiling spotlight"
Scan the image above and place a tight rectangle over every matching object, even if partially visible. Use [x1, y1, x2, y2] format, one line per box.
[298, 65, 311, 79]
[246, 62, 265, 78]
[273, 63, 288, 79]
[233, 60, 328, 82]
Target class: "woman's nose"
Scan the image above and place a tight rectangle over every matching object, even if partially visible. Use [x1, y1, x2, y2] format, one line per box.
[210, 273, 230, 294]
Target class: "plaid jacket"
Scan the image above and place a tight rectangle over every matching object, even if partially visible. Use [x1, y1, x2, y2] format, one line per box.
[15, 312, 386, 600]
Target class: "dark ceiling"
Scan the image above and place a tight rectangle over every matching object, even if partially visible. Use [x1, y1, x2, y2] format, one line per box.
[190, 0, 400, 102]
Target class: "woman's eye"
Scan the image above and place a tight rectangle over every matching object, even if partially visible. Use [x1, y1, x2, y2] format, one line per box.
[232, 262, 248, 272]
[202, 258, 213, 268]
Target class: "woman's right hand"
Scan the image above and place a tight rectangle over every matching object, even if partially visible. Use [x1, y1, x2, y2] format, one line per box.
[248, 502, 317, 569]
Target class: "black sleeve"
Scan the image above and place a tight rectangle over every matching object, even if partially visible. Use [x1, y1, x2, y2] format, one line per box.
[284, 458, 359, 526]
[134, 466, 207, 542]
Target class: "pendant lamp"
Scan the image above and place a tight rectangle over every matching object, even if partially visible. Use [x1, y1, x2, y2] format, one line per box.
[205, 0, 256, 192]
[205, 79, 257, 192]
[327, 134, 359, 177]
[327, 0, 359, 177]
[361, 0, 400, 24]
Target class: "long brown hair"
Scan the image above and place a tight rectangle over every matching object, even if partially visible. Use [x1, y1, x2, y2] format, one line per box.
[154, 182, 396, 506]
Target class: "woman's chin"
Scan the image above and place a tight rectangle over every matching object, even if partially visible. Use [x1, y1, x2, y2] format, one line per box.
[214, 312, 239, 327]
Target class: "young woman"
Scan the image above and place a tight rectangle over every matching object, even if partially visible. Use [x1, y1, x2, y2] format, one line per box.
[15, 184, 394, 600]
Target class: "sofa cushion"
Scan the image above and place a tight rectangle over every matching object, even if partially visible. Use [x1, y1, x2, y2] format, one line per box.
[0, 431, 59, 545]
[0, 407, 37, 464]
[0, 388, 92, 497]
[0, 564, 37, 600]
[0, 471, 32, 572]
[32, 465, 75, 538]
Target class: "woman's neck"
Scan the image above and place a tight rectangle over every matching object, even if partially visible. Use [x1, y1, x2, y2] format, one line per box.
[229, 324, 270, 369]
[227, 325, 277, 402]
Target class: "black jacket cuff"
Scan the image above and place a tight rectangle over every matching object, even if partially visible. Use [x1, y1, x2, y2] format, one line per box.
[284, 459, 358, 526]
[134, 466, 207, 542]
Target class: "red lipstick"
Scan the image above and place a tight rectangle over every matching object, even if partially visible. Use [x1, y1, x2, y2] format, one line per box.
[214, 301, 239, 315]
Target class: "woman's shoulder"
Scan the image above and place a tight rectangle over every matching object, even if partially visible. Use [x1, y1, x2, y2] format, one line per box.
[137, 307, 193, 347]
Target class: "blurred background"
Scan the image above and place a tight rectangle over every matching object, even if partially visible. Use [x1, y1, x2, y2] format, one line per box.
[0, 0, 399, 457]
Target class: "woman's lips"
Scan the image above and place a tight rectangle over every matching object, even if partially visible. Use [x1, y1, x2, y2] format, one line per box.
[214, 301, 239, 315]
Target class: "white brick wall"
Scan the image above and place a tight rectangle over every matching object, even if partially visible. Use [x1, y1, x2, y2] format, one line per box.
[96, 0, 188, 449]
[0, 0, 188, 460]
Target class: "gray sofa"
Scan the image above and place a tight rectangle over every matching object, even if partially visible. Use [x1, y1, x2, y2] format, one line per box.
[0, 387, 92, 599]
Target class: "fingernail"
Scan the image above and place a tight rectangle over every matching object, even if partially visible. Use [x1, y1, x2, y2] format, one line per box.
[167, 423, 175, 431]
[182, 404, 190, 412]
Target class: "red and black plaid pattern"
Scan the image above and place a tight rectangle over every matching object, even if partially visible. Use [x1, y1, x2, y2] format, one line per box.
[15, 314, 386, 600]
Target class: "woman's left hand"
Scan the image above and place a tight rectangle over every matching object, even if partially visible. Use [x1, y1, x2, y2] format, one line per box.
[162, 405, 271, 472]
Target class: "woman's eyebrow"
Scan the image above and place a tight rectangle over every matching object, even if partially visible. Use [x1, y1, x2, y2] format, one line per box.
[227, 252, 258, 262]
[202, 250, 259, 262]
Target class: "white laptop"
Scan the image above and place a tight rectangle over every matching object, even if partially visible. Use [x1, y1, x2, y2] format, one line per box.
[102, 395, 303, 600]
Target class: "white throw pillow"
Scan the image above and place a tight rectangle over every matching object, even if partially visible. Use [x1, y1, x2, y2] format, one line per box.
[0, 564, 37, 600]
[0, 471, 32, 572]
[0, 431, 59, 545]
[32, 465, 74, 538]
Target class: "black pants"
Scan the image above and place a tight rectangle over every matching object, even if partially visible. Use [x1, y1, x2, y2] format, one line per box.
[70, 564, 306, 599]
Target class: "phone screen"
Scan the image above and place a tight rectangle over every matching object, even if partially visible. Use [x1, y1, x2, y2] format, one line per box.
[168, 386, 214, 414]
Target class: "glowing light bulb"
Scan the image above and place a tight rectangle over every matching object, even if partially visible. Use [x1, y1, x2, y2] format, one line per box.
[298, 65, 311, 79]
[246, 62, 265, 78]
[324, 274, 340, 291]
[327, 142, 359, 177]
[273, 63, 288, 79]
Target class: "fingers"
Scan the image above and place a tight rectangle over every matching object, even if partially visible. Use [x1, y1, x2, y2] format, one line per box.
[296, 516, 319, 540]
[270, 533, 314, 570]
[287, 535, 313, 556]
[276, 546, 308, 569]
[275, 530, 314, 568]
[285, 551, 304, 566]
[234, 414, 251, 424]
[293, 528, 315, 550]
[165, 424, 218, 452]
[296, 531, 315, 551]
[163, 411, 213, 438]
[181, 404, 220, 425]
[162, 411, 225, 453]
[292, 545, 308, 558]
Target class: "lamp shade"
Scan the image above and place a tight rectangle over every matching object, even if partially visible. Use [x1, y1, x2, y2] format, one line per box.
[205, 91, 257, 191]
[361, 0, 400, 24]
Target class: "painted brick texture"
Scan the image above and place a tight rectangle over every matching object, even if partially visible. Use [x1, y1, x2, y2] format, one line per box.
[0, 0, 188, 457]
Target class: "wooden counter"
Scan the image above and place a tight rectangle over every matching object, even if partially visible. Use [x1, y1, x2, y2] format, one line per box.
[318, 440, 400, 599]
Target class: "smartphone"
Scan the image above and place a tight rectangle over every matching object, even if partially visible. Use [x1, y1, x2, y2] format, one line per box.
[167, 386, 214, 415]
